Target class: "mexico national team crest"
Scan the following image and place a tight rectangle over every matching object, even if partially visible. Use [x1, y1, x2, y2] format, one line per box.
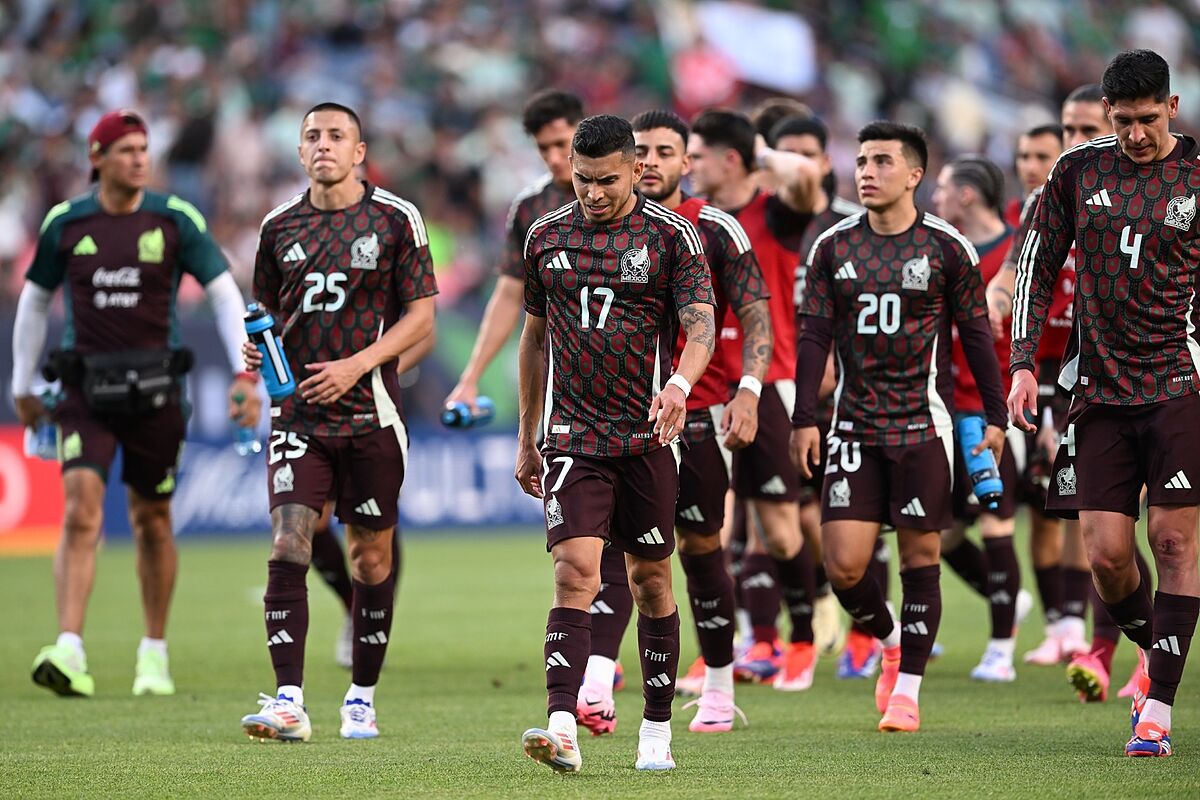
[620, 244, 650, 283]
[350, 232, 380, 270]
[902, 254, 930, 291]
[273, 463, 295, 494]
[1056, 464, 1077, 497]
[546, 495, 565, 528]
[1165, 194, 1196, 231]
[829, 477, 851, 508]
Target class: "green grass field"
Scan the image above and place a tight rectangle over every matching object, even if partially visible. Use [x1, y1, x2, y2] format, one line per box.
[1, 528, 1197, 799]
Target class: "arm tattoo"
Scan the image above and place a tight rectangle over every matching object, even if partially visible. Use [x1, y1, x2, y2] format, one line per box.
[679, 303, 716, 354]
[735, 299, 773, 380]
[271, 504, 320, 565]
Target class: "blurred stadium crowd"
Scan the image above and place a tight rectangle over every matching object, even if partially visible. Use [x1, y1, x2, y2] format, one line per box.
[2, 0, 1198, 417]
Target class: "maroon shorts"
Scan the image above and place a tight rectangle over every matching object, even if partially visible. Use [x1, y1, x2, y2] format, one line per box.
[821, 435, 953, 530]
[53, 390, 185, 498]
[542, 445, 680, 560]
[1047, 394, 1200, 519]
[267, 425, 407, 529]
[733, 380, 801, 502]
[676, 408, 731, 535]
[952, 428, 1020, 522]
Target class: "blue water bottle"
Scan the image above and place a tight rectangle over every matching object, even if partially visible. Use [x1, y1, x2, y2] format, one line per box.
[231, 386, 263, 456]
[244, 303, 295, 401]
[956, 414, 1003, 510]
[24, 389, 60, 460]
[441, 396, 495, 428]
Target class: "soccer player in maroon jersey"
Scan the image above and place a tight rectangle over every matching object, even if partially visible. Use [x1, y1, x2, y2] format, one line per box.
[629, 109, 771, 729]
[1003, 124, 1064, 229]
[13, 110, 257, 699]
[792, 121, 1008, 733]
[1010, 50, 1200, 758]
[932, 155, 1030, 682]
[517, 115, 715, 773]
[238, 102, 437, 742]
[687, 109, 825, 685]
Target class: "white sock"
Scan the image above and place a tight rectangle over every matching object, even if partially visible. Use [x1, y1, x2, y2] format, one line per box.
[138, 637, 168, 658]
[882, 623, 901, 650]
[702, 664, 734, 695]
[1060, 615, 1085, 641]
[549, 710, 577, 737]
[583, 655, 616, 694]
[276, 684, 304, 706]
[988, 638, 1015, 661]
[1141, 699, 1172, 731]
[345, 683, 375, 705]
[735, 608, 753, 643]
[57, 632, 84, 657]
[639, 717, 672, 743]
[894, 672, 922, 702]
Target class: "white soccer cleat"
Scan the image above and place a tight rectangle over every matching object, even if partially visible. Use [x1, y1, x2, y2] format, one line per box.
[635, 738, 676, 771]
[522, 727, 582, 773]
[970, 646, 1017, 683]
[335, 617, 353, 669]
[241, 692, 312, 742]
[813, 594, 846, 655]
[340, 699, 379, 739]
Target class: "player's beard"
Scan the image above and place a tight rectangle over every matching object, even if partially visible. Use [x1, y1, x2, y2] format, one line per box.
[640, 172, 681, 203]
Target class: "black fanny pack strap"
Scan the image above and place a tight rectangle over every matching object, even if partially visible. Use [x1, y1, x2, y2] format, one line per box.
[56, 348, 193, 414]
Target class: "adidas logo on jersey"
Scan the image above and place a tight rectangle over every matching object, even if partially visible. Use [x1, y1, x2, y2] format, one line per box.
[282, 242, 307, 262]
[1165, 470, 1192, 490]
[267, 630, 294, 646]
[760, 476, 788, 495]
[646, 673, 672, 688]
[835, 261, 858, 280]
[900, 497, 926, 517]
[1153, 636, 1182, 656]
[354, 498, 383, 517]
[546, 251, 570, 271]
[359, 631, 388, 645]
[1085, 189, 1113, 208]
[546, 651, 571, 671]
[636, 527, 667, 545]
[696, 616, 731, 630]
[73, 235, 99, 256]
[903, 621, 929, 636]
[679, 505, 704, 523]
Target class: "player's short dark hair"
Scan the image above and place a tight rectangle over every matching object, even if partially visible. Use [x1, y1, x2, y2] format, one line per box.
[631, 109, 689, 147]
[1102, 49, 1171, 104]
[1024, 123, 1064, 142]
[858, 120, 928, 171]
[572, 114, 635, 159]
[948, 155, 1005, 214]
[750, 97, 812, 139]
[522, 89, 584, 136]
[768, 115, 828, 150]
[1064, 84, 1104, 106]
[691, 109, 756, 171]
[304, 102, 363, 139]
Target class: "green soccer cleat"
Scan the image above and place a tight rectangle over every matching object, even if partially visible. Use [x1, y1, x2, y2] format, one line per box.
[132, 649, 176, 696]
[31, 643, 95, 698]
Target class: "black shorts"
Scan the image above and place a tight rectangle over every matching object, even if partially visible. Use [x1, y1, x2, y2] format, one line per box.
[267, 425, 408, 529]
[821, 435, 954, 530]
[676, 408, 732, 535]
[1048, 394, 1200, 519]
[54, 390, 185, 499]
[542, 445, 680, 560]
[733, 380, 801, 502]
[952, 427, 1021, 522]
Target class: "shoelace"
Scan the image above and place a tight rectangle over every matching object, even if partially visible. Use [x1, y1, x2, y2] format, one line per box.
[344, 704, 373, 724]
[681, 696, 750, 727]
[256, 692, 298, 714]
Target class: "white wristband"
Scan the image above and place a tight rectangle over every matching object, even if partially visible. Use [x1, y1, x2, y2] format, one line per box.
[738, 375, 763, 397]
[666, 373, 692, 398]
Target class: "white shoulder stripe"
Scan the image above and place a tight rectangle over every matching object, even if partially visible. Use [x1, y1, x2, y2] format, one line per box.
[830, 196, 865, 216]
[523, 202, 576, 259]
[1047, 134, 1118, 180]
[372, 188, 429, 248]
[259, 193, 304, 234]
[805, 212, 863, 267]
[505, 174, 556, 231]
[922, 213, 980, 266]
[699, 205, 752, 254]
[644, 200, 704, 256]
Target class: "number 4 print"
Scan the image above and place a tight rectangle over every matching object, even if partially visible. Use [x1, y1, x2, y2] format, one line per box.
[1120, 226, 1143, 277]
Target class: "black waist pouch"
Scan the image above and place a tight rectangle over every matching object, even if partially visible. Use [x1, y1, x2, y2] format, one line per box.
[47, 349, 193, 415]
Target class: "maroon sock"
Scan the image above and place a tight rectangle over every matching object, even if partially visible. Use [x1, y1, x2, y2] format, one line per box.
[899, 565, 942, 676]
[832, 571, 895, 642]
[984, 536, 1020, 639]
[546, 607, 591, 716]
[1034, 565, 1064, 624]
[1148, 592, 1200, 705]
[1090, 635, 1117, 672]
[1101, 583, 1155, 651]
[351, 574, 395, 687]
[775, 548, 816, 644]
[1091, 585, 1122, 651]
[740, 553, 781, 644]
[853, 539, 890, 636]
[679, 547, 736, 668]
[309, 528, 353, 613]
[264, 560, 309, 688]
[943, 539, 987, 598]
[1062, 568, 1091, 619]
[590, 546, 633, 660]
[814, 563, 831, 597]
[638, 611, 681, 723]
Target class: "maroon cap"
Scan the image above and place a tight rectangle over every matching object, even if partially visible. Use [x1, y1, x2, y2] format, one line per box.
[88, 110, 147, 155]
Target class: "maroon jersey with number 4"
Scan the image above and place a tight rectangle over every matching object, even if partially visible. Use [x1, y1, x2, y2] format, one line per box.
[802, 211, 986, 446]
[1012, 134, 1200, 403]
[524, 194, 714, 457]
[253, 182, 438, 437]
